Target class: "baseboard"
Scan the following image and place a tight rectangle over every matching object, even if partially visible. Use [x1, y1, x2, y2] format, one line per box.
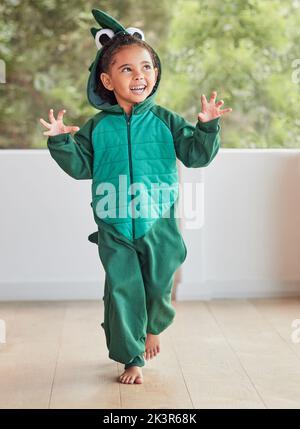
[176, 279, 300, 300]
[1, 279, 300, 301]
[0, 280, 104, 301]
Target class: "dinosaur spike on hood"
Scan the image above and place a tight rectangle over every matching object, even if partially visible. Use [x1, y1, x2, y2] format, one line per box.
[90, 27, 99, 38]
[92, 8, 126, 33]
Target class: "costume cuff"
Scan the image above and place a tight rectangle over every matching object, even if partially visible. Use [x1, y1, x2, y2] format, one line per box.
[47, 133, 70, 145]
[197, 117, 220, 133]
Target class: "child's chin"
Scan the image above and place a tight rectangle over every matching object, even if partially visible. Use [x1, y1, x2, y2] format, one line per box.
[130, 94, 148, 102]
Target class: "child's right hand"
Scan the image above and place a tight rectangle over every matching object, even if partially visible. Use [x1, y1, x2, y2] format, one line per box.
[39, 109, 80, 137]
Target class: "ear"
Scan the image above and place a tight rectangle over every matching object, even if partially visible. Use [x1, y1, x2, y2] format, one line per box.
[154, 67, 159, 80]
[100, 72, 114, 91]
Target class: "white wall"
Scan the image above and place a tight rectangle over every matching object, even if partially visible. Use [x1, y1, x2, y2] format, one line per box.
[0, 150, 104, 300]
[178, 149, 300, 299]
[1, 149, 300, 300]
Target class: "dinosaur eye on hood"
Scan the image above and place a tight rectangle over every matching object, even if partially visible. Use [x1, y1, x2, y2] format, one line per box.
[125, 27, 145, 41]
[95, 28, 115, 49]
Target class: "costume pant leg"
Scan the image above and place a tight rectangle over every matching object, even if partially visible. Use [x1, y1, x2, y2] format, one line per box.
[135, 204, 187, 335]
[97, 226, 147, 367]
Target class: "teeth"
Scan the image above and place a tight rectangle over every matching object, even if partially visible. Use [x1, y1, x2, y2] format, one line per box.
[130, 86, 145, 90]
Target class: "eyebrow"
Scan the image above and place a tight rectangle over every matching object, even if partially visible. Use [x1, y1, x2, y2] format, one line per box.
[117, 61, 152, 70]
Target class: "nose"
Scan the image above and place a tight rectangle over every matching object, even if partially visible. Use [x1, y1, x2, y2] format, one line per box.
[133, 72, 145, 81]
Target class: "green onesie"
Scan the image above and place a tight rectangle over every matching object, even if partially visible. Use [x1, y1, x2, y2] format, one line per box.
[47, 9, 221, 369]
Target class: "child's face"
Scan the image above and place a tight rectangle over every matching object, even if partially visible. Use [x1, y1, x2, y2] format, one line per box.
[100, 45, 158, 112]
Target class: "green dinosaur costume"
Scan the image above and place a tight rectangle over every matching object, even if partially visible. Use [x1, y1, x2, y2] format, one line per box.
[47, 9, 221, 369]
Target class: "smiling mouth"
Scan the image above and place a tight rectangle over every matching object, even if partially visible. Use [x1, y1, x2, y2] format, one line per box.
[130, 85, 147, 95]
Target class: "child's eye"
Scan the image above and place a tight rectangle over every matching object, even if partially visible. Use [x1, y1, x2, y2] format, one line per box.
[122, 65, 152, 72]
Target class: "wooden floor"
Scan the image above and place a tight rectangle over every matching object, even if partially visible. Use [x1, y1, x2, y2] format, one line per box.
[0, 298, 300, 409]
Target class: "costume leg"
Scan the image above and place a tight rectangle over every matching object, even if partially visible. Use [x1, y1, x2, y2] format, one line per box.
[98, 227, 147, 367]
[135, 205, 187, 335]
[124, 355, 145, 369]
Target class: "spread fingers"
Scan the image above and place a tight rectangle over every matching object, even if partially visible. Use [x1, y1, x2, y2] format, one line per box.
[39, 118, 51, 129]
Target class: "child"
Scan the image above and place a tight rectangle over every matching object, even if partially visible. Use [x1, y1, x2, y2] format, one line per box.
[40, 9, 232, 385]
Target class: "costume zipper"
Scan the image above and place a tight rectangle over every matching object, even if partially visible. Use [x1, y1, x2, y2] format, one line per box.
[126, 114, 135, 239]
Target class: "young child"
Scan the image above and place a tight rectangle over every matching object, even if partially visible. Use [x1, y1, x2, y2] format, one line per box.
[40, 9, 232, 385]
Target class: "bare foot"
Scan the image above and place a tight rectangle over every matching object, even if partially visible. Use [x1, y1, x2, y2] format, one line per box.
[119, 366, 143, 384]
[144, 333, 160, 360]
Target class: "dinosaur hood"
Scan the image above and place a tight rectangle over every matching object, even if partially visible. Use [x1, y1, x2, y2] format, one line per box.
[87, 9, 162, 113]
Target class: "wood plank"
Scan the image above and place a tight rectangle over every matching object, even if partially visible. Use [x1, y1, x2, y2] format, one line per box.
[208, 299, 300, 409]
[49, 300, 121, 409]
[169, 300, 266, 408]
[0, 302, 65, 409]
[250, 298, 300, 357]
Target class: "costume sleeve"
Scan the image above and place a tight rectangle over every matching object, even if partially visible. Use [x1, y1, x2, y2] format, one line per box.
[169, 112, 221, 168]
[47, 118, 94, 180]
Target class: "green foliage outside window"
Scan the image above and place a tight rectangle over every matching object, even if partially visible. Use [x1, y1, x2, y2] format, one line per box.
[0, 0, 300, 149]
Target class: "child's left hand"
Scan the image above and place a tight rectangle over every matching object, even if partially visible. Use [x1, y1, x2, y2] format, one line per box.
[198, 91, 232, 123]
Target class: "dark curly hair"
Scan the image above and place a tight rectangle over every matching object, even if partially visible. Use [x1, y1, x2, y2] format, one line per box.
[95, 32, 160, 105]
